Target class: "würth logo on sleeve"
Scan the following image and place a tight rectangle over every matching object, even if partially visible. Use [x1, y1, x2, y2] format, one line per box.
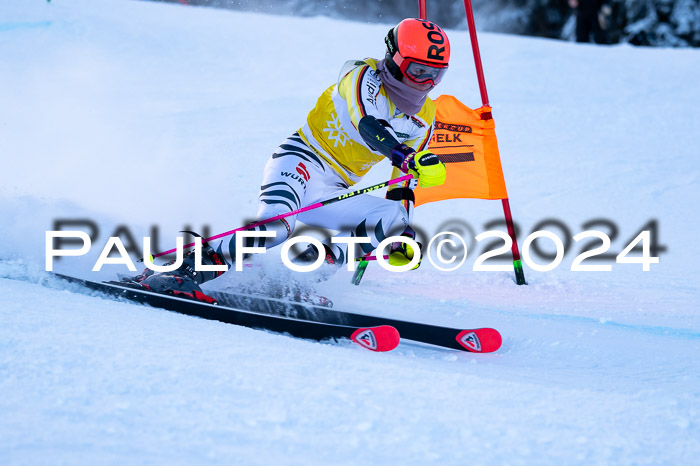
[296, 162, 310, 182]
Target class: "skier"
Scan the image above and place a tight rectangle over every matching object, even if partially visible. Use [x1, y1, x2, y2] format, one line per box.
[133, 18, 451, 301]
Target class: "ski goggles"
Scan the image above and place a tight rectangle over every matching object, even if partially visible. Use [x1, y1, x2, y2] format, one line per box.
[393, 55, 448, 86]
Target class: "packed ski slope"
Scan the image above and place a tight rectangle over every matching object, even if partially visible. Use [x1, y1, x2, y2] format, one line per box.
[1, 0, 699, 464]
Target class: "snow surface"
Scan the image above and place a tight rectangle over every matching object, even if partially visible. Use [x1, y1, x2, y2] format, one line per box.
[1, 0, 700, 464]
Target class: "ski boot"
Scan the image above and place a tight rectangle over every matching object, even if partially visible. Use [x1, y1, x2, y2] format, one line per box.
[126, 240, 228, 304]
[292, 243, 343, 275]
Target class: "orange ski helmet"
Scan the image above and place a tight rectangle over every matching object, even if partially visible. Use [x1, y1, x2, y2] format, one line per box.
[385, 18, 450, 87]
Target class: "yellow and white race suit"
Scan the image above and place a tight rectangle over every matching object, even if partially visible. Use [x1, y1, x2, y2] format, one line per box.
[219, 59, 437, 265]
[299, 58, 435, 186]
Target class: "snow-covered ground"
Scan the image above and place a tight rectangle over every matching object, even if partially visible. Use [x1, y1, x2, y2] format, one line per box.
[1, 0, 699, 464]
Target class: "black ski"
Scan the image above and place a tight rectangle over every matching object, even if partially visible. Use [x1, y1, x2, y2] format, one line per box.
[204, 288, 502, 353]
[52, 274, 400, 352]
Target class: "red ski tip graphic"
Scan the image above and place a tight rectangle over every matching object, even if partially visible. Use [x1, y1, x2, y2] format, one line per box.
[351, 325, 400, 352]
[456, 328, 502, 353]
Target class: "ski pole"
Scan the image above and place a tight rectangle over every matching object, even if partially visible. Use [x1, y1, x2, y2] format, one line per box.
[354, 255, 388, 261]
[151, 174, 414, 259]
[350, 252, 373, 285]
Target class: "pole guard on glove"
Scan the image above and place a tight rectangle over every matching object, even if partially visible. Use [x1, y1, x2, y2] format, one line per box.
[391, 144, 446, 188]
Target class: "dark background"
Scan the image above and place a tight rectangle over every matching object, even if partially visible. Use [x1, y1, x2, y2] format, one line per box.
[149, 0, 700, 47]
